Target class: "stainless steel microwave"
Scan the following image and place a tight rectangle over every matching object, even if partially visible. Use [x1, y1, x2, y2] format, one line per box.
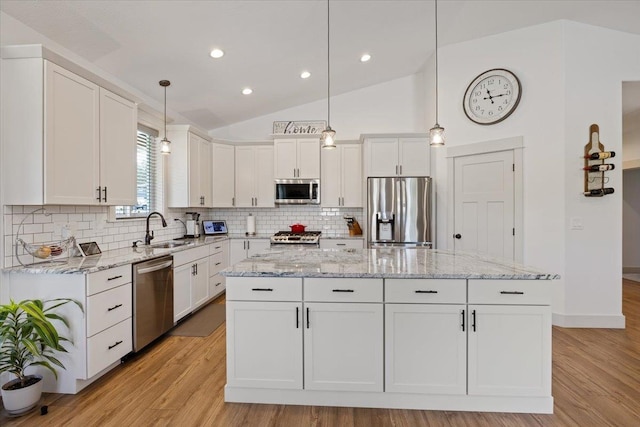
[275, 179, 320, 204]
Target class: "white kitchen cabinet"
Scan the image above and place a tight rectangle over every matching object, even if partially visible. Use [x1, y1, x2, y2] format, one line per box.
[364, 136, 430, 177]
[319, 238, 364, 249]
[211, 143, 235, 207]
[173, 245, 211, 322]
[166, 125, 213, 208]
[229, 238, 271, 266]
[467, 279, 552, 397]
[2, 55, 136, 205]
[321, 143, 362, 207]
[235, 145, 274, 207]
[226, 301, 303, 389]
[1, 264, 133, 394]
[208, 239, 229, 300]
[274, 138, 320, 179]
[385, 304, 466, 394]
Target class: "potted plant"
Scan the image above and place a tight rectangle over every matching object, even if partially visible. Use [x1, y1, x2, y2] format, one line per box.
[0, 298, 81, 415]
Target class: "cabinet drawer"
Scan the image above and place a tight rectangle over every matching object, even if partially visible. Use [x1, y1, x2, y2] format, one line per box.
[209, 239, 228, 255]
[87, 283, 132, 337]
[173, 245, 210, 267]
[87, 318, 132, 378]
[86, 265, 131, 296]
[226, 277, 302, 301]
[209, 250, 228, 276]
[304, 278, 383, 302]
[209, 273, 226, 298]
[385, 279, 466, 303]
[319, 239, 364, 249]
[468, 280, 552, 305]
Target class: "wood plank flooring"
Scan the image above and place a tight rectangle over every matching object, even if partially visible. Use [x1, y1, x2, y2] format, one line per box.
[3, 280, 640, 426]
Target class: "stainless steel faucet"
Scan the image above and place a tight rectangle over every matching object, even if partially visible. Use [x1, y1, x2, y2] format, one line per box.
[145, 212, 168, 245]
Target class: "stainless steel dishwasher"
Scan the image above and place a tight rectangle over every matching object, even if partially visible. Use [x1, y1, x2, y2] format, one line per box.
[132, 256, 174, 352]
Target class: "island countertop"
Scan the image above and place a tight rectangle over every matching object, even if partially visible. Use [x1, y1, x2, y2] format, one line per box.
[220, 248, 559, 280]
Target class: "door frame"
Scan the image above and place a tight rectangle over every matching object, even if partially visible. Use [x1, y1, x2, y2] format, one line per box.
[446, 136, 524, 262]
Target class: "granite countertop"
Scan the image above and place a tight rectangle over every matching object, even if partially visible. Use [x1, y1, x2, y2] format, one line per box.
[320, 234, 364, 240]
[227, 233, 273, 239]
[3, 236, 230, 275]
[221, 248, 559, 280]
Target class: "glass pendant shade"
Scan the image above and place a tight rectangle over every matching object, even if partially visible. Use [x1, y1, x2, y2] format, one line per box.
[429, 124, 445, 146]
[159, 79, 171, 155]
[160, 137, 171, 154]
[321, 126, 336, 149]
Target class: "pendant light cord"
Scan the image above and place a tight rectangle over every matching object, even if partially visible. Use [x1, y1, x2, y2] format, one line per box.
[164, 85, 167, 138]
[434, 0, 439, 125]
[327, 0, 331, 128]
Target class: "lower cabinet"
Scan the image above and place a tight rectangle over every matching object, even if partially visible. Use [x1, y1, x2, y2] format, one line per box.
[304, 302, 383, 392]
[319, 238, 364, 249]
[173, 245, 210, 323]
[208, 239, 229, 300]
[229, 238, 270, 266]
[385, 303, 466, 395]
[226, 301, 303, 389]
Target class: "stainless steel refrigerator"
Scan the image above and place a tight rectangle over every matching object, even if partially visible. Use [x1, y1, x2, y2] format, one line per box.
[367, 176, 433, 248]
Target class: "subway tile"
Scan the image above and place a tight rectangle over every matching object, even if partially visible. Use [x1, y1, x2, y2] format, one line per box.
[59, 206, 76, 214]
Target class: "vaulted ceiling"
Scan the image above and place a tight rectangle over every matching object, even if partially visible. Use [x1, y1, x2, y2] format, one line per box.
[2, 1, 639, 131]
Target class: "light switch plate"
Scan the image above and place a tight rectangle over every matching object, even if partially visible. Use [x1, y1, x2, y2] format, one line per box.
[570, 217, 583, 230]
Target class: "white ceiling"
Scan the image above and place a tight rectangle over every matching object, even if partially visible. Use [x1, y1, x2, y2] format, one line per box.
[1, 0, 639, 131]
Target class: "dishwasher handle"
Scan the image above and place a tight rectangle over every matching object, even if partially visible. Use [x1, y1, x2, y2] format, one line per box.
[136, 259, 173, 275]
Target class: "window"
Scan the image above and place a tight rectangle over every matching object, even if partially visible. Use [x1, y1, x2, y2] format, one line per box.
[115, 124, 159, 218]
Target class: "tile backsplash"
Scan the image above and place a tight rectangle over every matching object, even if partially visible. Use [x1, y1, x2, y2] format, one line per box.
[3, 205, 363, 267]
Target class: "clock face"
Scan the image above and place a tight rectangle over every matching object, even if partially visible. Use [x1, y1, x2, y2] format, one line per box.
[463, 69, 521, 125]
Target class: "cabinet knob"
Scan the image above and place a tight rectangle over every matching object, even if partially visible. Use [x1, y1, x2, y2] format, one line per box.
[454, 234, 462, 239]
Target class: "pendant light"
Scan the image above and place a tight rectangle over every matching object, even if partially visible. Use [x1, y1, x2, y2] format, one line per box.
[321, 0, 336, 149]
[429, 0, 445, 146]
[159, 80, 172, 155]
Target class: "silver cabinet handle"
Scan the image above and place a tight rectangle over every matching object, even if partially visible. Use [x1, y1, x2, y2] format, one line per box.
[399, 165, 403, 175]
[103, 186, 108, 203]
[336, 243, 346, 246]
[96, 186, 102, 202]
[500, 291, 525, 295]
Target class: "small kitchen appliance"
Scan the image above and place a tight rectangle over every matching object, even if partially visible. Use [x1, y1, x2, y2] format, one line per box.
[270, 231, 321, 246]
[275, 179, 320, 204]
[203, 220, 227, 235]
[185, 212, 201, 238]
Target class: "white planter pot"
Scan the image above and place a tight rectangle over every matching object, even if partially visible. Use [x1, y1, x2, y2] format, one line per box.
[1, 375, 43, 415]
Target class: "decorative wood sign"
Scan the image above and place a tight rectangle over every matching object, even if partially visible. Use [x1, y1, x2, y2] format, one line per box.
[273, 120, 326, 135]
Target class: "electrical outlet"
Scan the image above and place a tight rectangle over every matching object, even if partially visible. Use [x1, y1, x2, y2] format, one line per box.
[570, 217, 583, 230]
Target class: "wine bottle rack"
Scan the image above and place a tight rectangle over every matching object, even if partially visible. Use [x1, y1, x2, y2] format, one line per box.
[584, 124, 615, 197]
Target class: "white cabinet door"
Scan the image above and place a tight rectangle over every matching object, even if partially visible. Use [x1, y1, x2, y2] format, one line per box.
[297, 139, 320, 178]
[467, 304, 552, 397]
[366, 138, 398, 177]
[247, 239, 270, 258]
[199, 140, 213, 207]
[212, 143, 235, 207]
[191, 257, 210, 310]
[45, 61, 100, 205]
[341, 144, 362, 207]
[255, 145, 274, 207]
[188, 134, 202, 206]
[99, 88, 136, 206]
[274, 139, 297, 179]
[226, 301, 303, 389]
[173, 263, 193, 322]
[229, 239, 248, 265]
[321, 145, 341, 207]
[398, 137, 429, 176]
[385, 304, 466, 395]
[234, 146, 255, 207]
[304, 302, 383, 392]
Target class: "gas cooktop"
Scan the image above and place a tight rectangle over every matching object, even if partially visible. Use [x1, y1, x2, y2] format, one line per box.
[270, 231, 321, 245]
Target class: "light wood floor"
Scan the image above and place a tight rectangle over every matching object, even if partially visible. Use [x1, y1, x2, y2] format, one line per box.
[3, 280, 640, 426]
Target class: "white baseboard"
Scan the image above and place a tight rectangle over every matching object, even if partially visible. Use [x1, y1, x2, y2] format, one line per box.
[553, 313, 625, 328]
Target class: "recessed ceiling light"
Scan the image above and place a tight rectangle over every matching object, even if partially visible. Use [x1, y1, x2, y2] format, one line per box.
[210, 48, 224, 59]
[300, 71, 311, 79]
[242, 88, 253, 95]
[360, 53, 371, 62]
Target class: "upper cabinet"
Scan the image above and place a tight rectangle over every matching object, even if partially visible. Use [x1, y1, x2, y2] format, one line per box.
[235, 145, 274, 207]
[166, 125, 213, 208]
[364, 135, 430, 177]
[321, 143, 362, 208]
[274, 137, 320, 179]
[211, 143, 235, 207]
[1, 51, 137, 206]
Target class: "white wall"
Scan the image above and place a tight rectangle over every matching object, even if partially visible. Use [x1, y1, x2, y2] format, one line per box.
[436, 20, 640, 327]
[623, 109, 640, 166]
[209, 74, 427, 141]
[623, 169, 640, 270]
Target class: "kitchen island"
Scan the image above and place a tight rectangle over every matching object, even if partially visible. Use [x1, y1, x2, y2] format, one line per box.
[221, 248, 558, 414]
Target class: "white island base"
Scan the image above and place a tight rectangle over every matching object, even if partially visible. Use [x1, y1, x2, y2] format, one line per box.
[222, 249, 556, 414]
[224, 387, 553, 414]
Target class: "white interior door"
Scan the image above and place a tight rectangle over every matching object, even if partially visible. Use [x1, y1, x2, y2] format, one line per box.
[453, 150, 515, 260]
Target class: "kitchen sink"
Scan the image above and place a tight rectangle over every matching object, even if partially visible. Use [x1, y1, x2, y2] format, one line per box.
[150, 241, 192, 249]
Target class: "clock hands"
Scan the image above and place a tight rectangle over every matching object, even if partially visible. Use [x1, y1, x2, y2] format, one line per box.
[483, 90, 508, 103]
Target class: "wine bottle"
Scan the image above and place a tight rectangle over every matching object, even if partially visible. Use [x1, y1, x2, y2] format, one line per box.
[584, 188, 614, 196]
[585, 151, 616, 160]
[583, 164, 615, 172]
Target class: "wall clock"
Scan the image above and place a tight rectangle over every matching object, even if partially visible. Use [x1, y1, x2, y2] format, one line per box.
[463, 68, 522, 125]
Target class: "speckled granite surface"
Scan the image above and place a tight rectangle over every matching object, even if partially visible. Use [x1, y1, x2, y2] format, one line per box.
[221, 248, 559, 280]
[2, 236, 229, 274]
